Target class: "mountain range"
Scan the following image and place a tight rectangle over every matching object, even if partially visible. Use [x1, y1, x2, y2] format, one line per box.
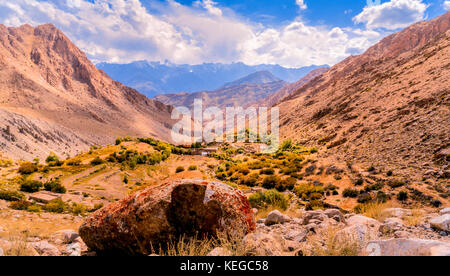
[96, 61, 327, 97]
[0, 24, 175, 160]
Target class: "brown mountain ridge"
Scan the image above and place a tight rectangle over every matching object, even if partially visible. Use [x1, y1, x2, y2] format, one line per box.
[0, 24, 176, 160]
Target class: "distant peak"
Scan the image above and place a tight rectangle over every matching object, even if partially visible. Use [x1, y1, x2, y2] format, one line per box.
[222, 70, 282, 88]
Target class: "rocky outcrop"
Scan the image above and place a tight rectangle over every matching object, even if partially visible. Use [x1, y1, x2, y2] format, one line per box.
[79, 180, 256, 255]
[430, 214, 450, 232]
[363, 239, 450, 256]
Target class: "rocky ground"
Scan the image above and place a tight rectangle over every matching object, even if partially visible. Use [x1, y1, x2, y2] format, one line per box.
[1, 180, 448, 257]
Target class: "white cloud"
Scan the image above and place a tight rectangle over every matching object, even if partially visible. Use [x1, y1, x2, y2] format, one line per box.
[0, 0, 384, 67]
[353, 0, 428, 30]
[296, 0, 307, 10]
[444, 1, 450, 10]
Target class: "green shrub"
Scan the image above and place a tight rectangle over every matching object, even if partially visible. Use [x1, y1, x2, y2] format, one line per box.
[0, 190, 25, 201]
[357, 193, 373, 203]
[188, 165, 198, 171]
[45, 153, 63, 167]
[248, 189, 289, 210]
[239, 173, 259, 187]
[18, 162, 38, 175]
[44, 181, 66, 194]
[354, 178, 364, 186]
[43, 199, 68, 213]
[27, 205, 41, 213]
[71, 203, 87, 216]
[176, 166, 185, 173]
[262, 175, 281, 189]
[260, 168, 275, 175]
[397, 191, 408, 201]
[388, 180, 405, 189]
[276, 177, 297, 192]
[10, 200, 31, 210]
[20, 180, 43, 193]
[343, 188, 359, 198]
[293, 183, 324, 200]
[386, 170, 393, 177]
[90, 157, 104, 166]
[66, 160, 81, 166]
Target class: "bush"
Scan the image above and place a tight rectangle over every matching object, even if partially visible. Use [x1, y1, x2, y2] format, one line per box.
[20, 180, 43, 193]
[365, 182, 384, 192]
[239, 173, 259, 187]
[44, 181, 66, 194]
[45, 153, 63, 167]
[357, 193, 373, 203]
[0, 190, 25, 201]
[260, 168, 275, 175]
[276, 177, 297, 192]
[66, 160, 81, 166]
[188, 165, 198, 171]
[27, 205, 41, 213]
[262, 175, 281, 189]
[43, 199, 68, 213]
[388, 180, 405, 189]
[248, 189, 289, 210]
[90, 157, 104, 166]
[343, 188, 359, 198]
[10, 200, 32, 210]
[293, 183, 324, 200]
[397, 191, 408, 201]
[386, 170, 393, 177]
[176, 166, 185, 173]
[71, 203, 87, 216]
[354, 178, 364, 186]
[18, 162, 38, 175]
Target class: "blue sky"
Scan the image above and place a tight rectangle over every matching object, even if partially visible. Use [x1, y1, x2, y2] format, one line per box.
[0, 0, 448, 67]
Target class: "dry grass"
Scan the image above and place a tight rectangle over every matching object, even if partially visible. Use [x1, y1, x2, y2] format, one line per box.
[160, 230, 247, 256]
[403, 209, 425, 227]
[356, 201, 398, 222]
[2, 231, 36, 256]
[303, 226, 360, 256]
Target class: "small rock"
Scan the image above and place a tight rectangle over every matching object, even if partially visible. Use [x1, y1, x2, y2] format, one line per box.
[66, 243, 82, 256]
[302, 211, 328, 225]
[207, 247, 232, 256]
[323, 209, 346, 223]
[284, 229, 308, 243]
[440, 208, 450, 215]
[380, 218, 404, 234]
[243, 233, 285, 256]
[252, 208, 258, 215]
[394, 231, 410, 239]
[0, 247, 4, 256]
[363, 239, 450, 256]
[430, 214, 450, 232]
[257, 219, 266, 224]
[31, 241, 60, 256]
[382, 208, 411, 218]
[52, 230, 80, 244]
[265, 210, 291, 226]
[346, 215, 380, 229]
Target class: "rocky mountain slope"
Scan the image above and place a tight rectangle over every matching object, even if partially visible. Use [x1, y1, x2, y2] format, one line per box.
[277, 12, 450, 188]
[257, 67, 329, 107]
[0, 24, 175, 160]
[155, 72, 287, 110]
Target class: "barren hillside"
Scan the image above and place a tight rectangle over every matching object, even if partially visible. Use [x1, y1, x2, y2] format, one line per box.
[277, 13, 450, 188]
[0, 24, 175, 160]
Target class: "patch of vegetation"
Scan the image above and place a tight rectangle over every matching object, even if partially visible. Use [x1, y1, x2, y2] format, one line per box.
[0, 190, 25, 201]
[248, 189, 289, 211]
[9, 200, 31, 211]
[176, 166, 185, 173]
[44, 181, 66, 194]
[294, 183, 324, 201]
[18, 162, 38, 175]
[188, 165, 198, 171]
[43, 199, 69, 213]
[387, 180, 406, 189]
[397, 191, 408, 201]
[342, 188, 359, 198]
[90, 157, 104, 166]
[19, 180, 43, 193]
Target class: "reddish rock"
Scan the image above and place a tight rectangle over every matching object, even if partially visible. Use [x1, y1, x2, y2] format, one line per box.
[79, 179, 256, 255]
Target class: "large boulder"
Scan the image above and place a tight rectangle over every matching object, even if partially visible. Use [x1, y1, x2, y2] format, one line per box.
[430, 214, 450, 232]
[79, 179, 256, 255]
[363, 239, 450, 256]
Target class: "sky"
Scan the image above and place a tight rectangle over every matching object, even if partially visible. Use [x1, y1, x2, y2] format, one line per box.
[0, 0, 448, 68]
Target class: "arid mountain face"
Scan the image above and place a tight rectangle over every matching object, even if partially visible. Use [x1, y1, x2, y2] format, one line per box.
[258, 67, 329, 107]
[155, 72, 287, 110]
[0, 24, 175, 160]
[277, 12, 450, 182]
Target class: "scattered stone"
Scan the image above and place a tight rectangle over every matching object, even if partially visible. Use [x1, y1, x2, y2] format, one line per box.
[326, 166, 344, 175]
[302, 211, 328, 225]
[66, 243, 81, 256]
[207, 247, 232, 256]
[323, 209, 346, 223]
[335, 224, 376, 245]
[382, 208, 411, 218]
[243, 233, 285, 256]
[346, 215, 380, 229]
[430, 214, 450, 232]
[79, 180, 256, 255]
[440, 208, 450, 215]
[257, 218, 266, 224]
[31, 241, 60, 256]
[52, 230, 79, 244]
[265, 210, 291, 226]
[305, 165, 317, 176]
[363, 239, 450, 256]
[380, 218, 404, 234]
[284, 229, 308, 243]
[394, 231, 410, 239]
